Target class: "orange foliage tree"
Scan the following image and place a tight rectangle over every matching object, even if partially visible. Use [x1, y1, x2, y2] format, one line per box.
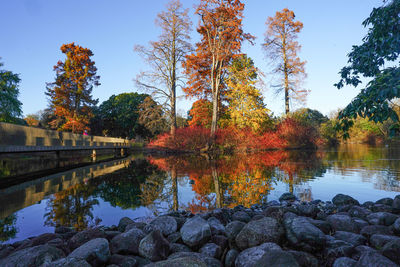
[263, 8, 307, 114]
[188, 99, 213, 128]
[183, 0, 254, 143]
[46, 43, 100, 133]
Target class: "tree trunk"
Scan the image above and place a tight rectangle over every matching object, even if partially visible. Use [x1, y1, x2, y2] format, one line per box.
[211, 160, 221, 208]
[171, 166, 178, 211]
[210, 91, 219, 143]
[170, 85, 177, 136]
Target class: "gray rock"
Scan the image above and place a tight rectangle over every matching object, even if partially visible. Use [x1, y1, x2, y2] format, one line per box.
[169, 243, 191, 253]
[370, 234, 400, 249]
[180, 216, 211, 248]
[394, 218, 400, 234]
[207, 217, 225, 235]
[199, 243, 221, 259]
[324, 239, 354, 267]
[367, 212, 399, 226]
[144, 256, 207, 267]
[235, 242, 281, 267]
[353, 218, 369, 230]
[0, 245, 14, 259]
[254, 250, 299, 267]
[279, 192, 297, 202]
[139, 230, 170, 261]
[332, 194, 359, 206]
[307, 218, 333, 234]
[232, 211, 251, 223]
[224, 249, 239, 267]
[393, 195, 400, 212]
[334, 231, 366, 246]
[149, 216, 178, 236]
[352, 245, 377, 261]
[382, 239, 400, 264]
[371, 204, 393, 213]
[360, 225, 393, 239]
[30, 233, 61, 247]
[297, 204, 319, 218]
[284, 214, 326, 251]
[348, 206, 371, 220]
[105, 231, 121, 241]
[126, 222, 147, 232]
[210, 235, 228, 251]
[354, 251, 398, 267]
[68, 238, 110, 266]
[109, 254, 137, 267]
[288, 250, 319, 267]
[118, 217, 135, 232]
[225, 221, 245, 240]
[326, 214, 359, 233]
[332, 257, 356, 267]
[167, 232, 181, 243]
[110, 227, 145, 255]
[0, 244, 64, 267]
[68, 228, 106, 250]
[376, 197, 394, 206]
[235, 217, 284, 250]
[168, 252, 221, 267]
[41, 257, 91, 267]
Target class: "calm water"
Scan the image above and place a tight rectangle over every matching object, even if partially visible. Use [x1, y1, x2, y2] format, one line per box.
[1, 144, 400, 243]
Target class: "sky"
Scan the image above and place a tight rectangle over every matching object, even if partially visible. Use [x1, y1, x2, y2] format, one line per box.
[0, 0, 384, 117]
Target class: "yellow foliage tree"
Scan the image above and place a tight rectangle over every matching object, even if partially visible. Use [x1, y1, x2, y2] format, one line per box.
[226, 55, 270, 132]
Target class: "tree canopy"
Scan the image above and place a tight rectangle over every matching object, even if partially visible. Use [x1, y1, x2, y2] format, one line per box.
[0, 59, 22, 123]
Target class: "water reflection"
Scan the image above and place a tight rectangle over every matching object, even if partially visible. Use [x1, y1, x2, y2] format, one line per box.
[2, 144, 400, 243]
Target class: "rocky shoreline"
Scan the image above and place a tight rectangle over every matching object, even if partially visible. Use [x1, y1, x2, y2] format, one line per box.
[2, 193, 400, 266]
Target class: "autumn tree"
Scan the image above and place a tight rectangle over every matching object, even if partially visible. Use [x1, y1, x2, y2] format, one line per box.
[184, 0, 254, 143]
[135, 0, 192, 136]
[188, 99, 213, 128]
[46, 43, 100, 133]
[138, 96, 168, 137]
[24, 114, 40, 127]
[0, 59, 22, 123]
[263, 8, 307, 114]
[226, 55, 270, 132]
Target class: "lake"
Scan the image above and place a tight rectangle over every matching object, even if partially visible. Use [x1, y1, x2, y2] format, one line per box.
[1, 144, 400, 243]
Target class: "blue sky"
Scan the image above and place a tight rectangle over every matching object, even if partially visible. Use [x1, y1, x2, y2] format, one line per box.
[1, 0, 383, 117]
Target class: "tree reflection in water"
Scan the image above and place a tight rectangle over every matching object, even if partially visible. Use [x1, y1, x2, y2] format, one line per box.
[0, 214, 17, 242]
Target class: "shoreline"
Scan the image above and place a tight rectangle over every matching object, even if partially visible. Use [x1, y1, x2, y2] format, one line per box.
[1, 193, 400, 266]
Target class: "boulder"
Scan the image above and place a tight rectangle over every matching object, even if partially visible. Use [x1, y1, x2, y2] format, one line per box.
[254, 250, 300, 267]
[167, 232, 181, 243]
[235, 217, 284, 250]
[371, 204, 393, 213]
[145, 257, 207, 267]
[382, 239, 400, 264]
[224, 249, 239, 267]
[326, 214, 359, 233]
[235, 242, 281, 267]
[297, 204, 319, 218]
[393, 195, 400, 212]
[199, 243, 221, 259]
[393, 218, 400, 233]
[332, 257, 357, 267]
[0, 244, 64, 267]
[210, 235, 228, 251]
[169, 243, 192, 253]
[110, 227, 145, 255]
[284, 214, 326, 251]
[324, 239, 354, 267]
[307, 218, 332, 234]
[348, 206, 371, 220]
[109, 254, 137, 267]
[354, 251, 398, 267]
[332, 194, 359, 206]
[41, 257, 91, 267]
[207, 217, 225, 235]
[367, 212, 399, 226]
[225, 221, 245, 241]
[180, 216, 211, 248]
[232, 211, 251, 223]
[288, 250, 319, 267]
[167, 252, 221, 267]
[352, 245, 377, 261]
[376, 197, 394, 206]
[360, 225, 393, 239]
[68, 238, 110, 266]
[149, 216, 178, 236]
[139, 230, 170, 261]
[68, 228, 106, 250]
[279, 192, 297, 202]
[333, 231, 366, 246]
[370, 234, 400, 249]
[118, 217, 135, 232]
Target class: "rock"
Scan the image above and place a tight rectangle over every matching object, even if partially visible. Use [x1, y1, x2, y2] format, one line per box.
[307, 218, 332, 234]
[334, 231, 366, 246]
[348, 206, 371, 220]
[382, 239, 400, 264]
[332, 194, 359, 206]
[235, 242, 281, 267]
[235, 217, 284, 250]
[394, 218, 400, 234]
[352, 245, 377, 261]
[30, 233, 61, 247]
[371, 204, 393, 213]
[354, 251, 398, 267]
[279, 192, 297, 202]
[167, 252, 221, 267]
[232, 211, 251, 223]
[41, 257, 91, 267]
[0, 245, 14, 259]
[393, 195, 400, 212]
[224, 249, 239, 267]
[297, 204, 319, 218]
[139, 230, 170, 261]
[126, 222, 147, 232]
[353, 218, 369, 230]
[110, 227, 145, 255]
[167, 232, 181, 243]
[180, 216, 211, 248]
[333, 257, 357, 267]
[362, 201, 374, 209]
[326, 214, 359, 233]
[169, 243, 191, 253]
[105, 231, 121, 241]
[55, 226, 74, 234]
[144, 256, 207, 267]
[118, 217, 135, 232]
[324, 239, 354, 267]
[68, 238, 110, 266]
[360, 225, 393, 239]
[370, 234, 400, 249]
[288, 250, 319, 267]
[226, 221, 245, 241]
[0, 244, 64, 267]
[263, 206, 285, 220]
[207, 217, 225, 235]
[284, 214, 326, 252]
[210, 208, 231, 225]
[210, 235, 228, 251]
[109, 254, 137, 267]
[367, 212, 399, 226]
[68, 228, 106, 250]
[254, 250, 299, 267]
[199, 243, 221, 259]
[376, 197, 394, 206]
[132, 255, 151, 266]
[149, 216, 178, 236]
